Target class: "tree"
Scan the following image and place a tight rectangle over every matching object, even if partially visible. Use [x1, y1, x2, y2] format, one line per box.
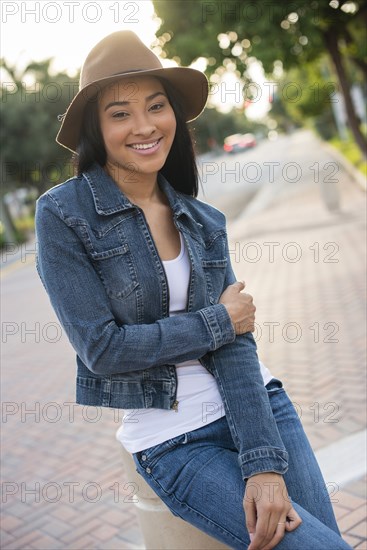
[0, 59, 77, 196]
[153, 0, 367, 156]
[272, 57, 338, 139]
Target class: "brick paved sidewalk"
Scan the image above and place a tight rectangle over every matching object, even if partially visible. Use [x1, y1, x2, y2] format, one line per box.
[227, 158, 366, 549]
[1, 153, 366, 548]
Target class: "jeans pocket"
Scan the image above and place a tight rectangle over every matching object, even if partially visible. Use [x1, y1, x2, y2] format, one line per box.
[134, 432, 188, 470]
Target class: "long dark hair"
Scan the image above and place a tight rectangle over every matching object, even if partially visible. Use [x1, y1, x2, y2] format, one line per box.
[75, 77, 199, 197]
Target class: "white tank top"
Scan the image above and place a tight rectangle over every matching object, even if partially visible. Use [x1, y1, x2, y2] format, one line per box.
[116, 232, 273, 453]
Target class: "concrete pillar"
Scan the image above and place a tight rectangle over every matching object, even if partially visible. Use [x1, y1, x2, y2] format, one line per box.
[121, 447, 231, 550]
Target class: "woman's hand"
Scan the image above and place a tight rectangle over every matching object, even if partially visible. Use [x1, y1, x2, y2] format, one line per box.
[219, 281, 256, 334]
[244, 472, 302, 550]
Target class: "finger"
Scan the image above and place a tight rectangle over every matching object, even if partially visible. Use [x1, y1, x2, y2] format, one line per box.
[244, 500, 257, 547]
[261, 522, 286, 550]
[285, 506, 302, 532]
[254, 512, 288, 550]
[247, 514, 271, 550]
[234, 280, 245, 291]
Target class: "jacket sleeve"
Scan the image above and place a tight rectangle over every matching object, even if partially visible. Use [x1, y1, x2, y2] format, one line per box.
[204, 231, 289, 480]
[35, 194, 236, 376]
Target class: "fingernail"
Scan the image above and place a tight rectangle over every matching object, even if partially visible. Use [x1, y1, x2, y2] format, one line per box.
[249, 533, 254, 542]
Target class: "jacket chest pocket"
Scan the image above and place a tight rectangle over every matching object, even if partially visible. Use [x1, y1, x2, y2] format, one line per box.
[90, 244, 139, 301]
[202, 258, 227, 304]
[78, 224, 139, 301]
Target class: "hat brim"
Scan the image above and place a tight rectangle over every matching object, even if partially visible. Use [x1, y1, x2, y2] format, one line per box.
[56, 67, 208, 153]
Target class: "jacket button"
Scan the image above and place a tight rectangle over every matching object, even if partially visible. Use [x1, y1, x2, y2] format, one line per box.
[146, 467, 151, 474]
[141, 454, 147, 461]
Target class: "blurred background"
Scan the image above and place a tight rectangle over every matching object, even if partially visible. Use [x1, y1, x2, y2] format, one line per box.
[1, 0, 366, 242]
[1, 1, 366, 549]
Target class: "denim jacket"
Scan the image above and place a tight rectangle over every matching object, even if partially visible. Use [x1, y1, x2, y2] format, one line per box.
[35, 163, 288, 479]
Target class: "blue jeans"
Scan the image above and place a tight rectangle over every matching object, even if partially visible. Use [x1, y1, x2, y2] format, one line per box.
[133, 380, 352, 549]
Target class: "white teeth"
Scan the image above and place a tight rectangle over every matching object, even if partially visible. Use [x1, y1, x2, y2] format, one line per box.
[130, 140, 159, 150]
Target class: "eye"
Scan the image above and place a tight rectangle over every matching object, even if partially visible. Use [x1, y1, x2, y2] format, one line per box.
[112, 111, 129, 119]
[149, 102, 165, 112]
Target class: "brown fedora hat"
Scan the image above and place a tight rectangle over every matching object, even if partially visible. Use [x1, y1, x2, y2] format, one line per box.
[56, 31, 209, 153]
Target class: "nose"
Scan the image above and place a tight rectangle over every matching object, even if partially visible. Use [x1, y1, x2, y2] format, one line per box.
[131, 113, 156, 138]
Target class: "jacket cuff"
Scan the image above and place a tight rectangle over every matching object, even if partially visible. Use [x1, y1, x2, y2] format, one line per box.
[199, 303, 236, 349]
[238, 447, 289, 480]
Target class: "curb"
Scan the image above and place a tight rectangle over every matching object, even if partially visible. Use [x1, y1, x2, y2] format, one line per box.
[315, 429, 367, 489]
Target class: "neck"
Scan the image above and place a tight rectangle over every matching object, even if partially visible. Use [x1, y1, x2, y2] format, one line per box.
[105, 161, 162, 206]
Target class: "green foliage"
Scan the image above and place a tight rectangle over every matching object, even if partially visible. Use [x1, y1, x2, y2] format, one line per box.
[14, 214, 35, 235]
[272, 58, 338, 139]
[0, 223, 26, 248]
[0, 59, 77, 196]
[153, 0, 367, 153]
[330, 133, 367, 177]
[154, 0, 366, 74]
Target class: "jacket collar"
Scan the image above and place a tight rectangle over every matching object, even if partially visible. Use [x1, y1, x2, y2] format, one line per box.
[83, 163, 196, 223]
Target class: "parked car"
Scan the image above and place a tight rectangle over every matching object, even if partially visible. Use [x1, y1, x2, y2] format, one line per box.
[223, 133, 257, 154]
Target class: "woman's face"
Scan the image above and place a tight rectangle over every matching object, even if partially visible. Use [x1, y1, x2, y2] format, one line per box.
[98, 76, 177, 181]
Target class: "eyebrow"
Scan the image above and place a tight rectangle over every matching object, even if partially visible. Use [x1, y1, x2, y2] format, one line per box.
[104, 92, 167, 112]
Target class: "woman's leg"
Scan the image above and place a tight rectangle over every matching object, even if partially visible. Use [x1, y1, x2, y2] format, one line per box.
[133, 414, 352, 549]
[134, 419, 248, 549]
[266, 379, 341, 534]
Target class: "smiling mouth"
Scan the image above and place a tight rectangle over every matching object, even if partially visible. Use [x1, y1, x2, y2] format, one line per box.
[128, 139, 161, 150]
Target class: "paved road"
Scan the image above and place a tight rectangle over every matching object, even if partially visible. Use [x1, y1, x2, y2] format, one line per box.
[197, 129, 341, 220]
[1, 130, 366, 549]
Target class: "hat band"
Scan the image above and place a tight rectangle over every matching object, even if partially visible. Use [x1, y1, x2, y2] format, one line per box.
[81, 67, 163, 90]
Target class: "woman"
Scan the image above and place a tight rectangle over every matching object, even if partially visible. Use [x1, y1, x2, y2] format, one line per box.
[35, 31, 352, 550]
